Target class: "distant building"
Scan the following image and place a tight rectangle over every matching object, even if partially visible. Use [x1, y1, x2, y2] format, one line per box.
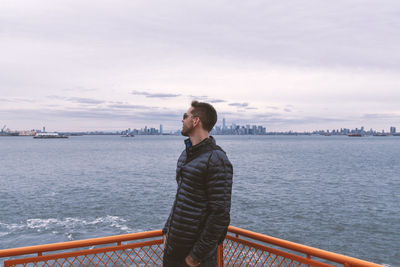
[390, 126, 396, 134]
[211, 119, 267, 135]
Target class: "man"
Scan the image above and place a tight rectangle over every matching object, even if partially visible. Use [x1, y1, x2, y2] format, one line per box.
[163, 101, 233, 267]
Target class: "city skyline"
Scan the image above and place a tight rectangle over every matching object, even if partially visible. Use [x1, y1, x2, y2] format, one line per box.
[1, 1, 400, 132]
[2, 118, 399, 136]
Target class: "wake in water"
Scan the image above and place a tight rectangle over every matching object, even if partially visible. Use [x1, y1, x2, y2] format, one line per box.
[0, 215, 132, 241]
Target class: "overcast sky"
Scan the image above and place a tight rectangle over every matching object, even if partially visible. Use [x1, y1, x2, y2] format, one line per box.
[1, 0, 399, 132]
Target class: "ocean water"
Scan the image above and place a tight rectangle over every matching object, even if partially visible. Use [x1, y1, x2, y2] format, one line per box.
[0, 135, 399, 266]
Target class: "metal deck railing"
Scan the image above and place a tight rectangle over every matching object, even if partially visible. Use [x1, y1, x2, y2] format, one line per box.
[0, 226, 384, 266]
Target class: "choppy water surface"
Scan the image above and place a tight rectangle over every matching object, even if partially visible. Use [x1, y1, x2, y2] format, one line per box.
[0, 135, 399, 266]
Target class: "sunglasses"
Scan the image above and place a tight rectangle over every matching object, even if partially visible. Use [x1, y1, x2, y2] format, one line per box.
[183, 113, 198, 120]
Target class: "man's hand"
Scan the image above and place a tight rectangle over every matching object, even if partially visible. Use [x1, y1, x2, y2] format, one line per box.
[163, 235, 167, 247]
[185, 255, 200, 267]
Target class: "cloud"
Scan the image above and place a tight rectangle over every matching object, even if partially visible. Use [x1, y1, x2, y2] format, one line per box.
[188, 95, 208, 99]
[47, 95, 66, 100]
[2, 0, 400, 132]
[229, 102, 249, 107]
[0, 98, 14, 103]
[3, 1, 399, 71]
[47, 96, 105, 105]
[0, 106, 180, 124]
[187, 95, 227, 103]
[228, 102, 259, 111]
[219, 111, 352, 128]
[252, 115, 350, 126]
[361, 113, 400, 120]
[131, 91, 151, 96]
[62, 87, 97, 92]
[132, 90, 181, 98]
[107, 104, 150, 109]
[209, 99, 227, 103]
[0, 97, 32, 103]
[67, 97, 105, 105]
[147, 93, 181, 98]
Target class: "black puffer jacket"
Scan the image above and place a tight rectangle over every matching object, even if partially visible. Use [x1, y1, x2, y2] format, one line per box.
[163, 136, 233, 262]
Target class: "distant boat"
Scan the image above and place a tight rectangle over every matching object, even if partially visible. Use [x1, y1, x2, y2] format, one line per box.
[33, 132, 68, 139]
[348, 134, 362, 137]
[0, 132, 19, 136]
[121, 134, 135, 137]
[393, 133, 400, 136]
[373, 133, 387, 137]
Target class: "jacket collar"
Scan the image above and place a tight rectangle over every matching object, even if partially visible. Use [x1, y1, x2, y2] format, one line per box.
[184, 136, 215, 158]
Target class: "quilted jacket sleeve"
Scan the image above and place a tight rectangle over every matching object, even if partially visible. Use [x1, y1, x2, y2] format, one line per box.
[189, 150, 233, 262]
[163, 151, 184, 235]
[162, 211, 172, 235]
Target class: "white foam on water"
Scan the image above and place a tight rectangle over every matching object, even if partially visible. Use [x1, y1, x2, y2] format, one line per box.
[0, 222, 25, 231]
[84, 215, 131, 232]
[66, 233, 73, 240]
[27, 218, 60, 229]
[1, 216, 132, 234]
[107, 216, 131, 232]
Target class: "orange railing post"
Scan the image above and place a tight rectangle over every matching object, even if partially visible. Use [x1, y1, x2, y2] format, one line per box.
[217, 244, 224, 267]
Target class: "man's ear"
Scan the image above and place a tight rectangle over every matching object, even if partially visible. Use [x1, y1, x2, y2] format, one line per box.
[193, 117, 201, 127]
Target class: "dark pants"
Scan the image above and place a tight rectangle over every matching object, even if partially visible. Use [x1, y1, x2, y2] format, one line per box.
[163, 246, 218, 267]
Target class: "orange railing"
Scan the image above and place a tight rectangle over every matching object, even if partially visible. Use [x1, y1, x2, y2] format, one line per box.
[0, 230, 163, 266]
[0, 226, 384, 267]
[223, 226, 384, 267]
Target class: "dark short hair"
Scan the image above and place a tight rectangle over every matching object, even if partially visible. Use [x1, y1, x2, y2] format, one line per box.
[191, 100, 217, 132]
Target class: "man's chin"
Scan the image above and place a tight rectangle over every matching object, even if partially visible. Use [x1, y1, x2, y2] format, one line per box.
[181, 130, 189, 137]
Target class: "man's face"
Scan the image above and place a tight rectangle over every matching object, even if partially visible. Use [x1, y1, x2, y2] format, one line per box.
[181, 107, 195, 136]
